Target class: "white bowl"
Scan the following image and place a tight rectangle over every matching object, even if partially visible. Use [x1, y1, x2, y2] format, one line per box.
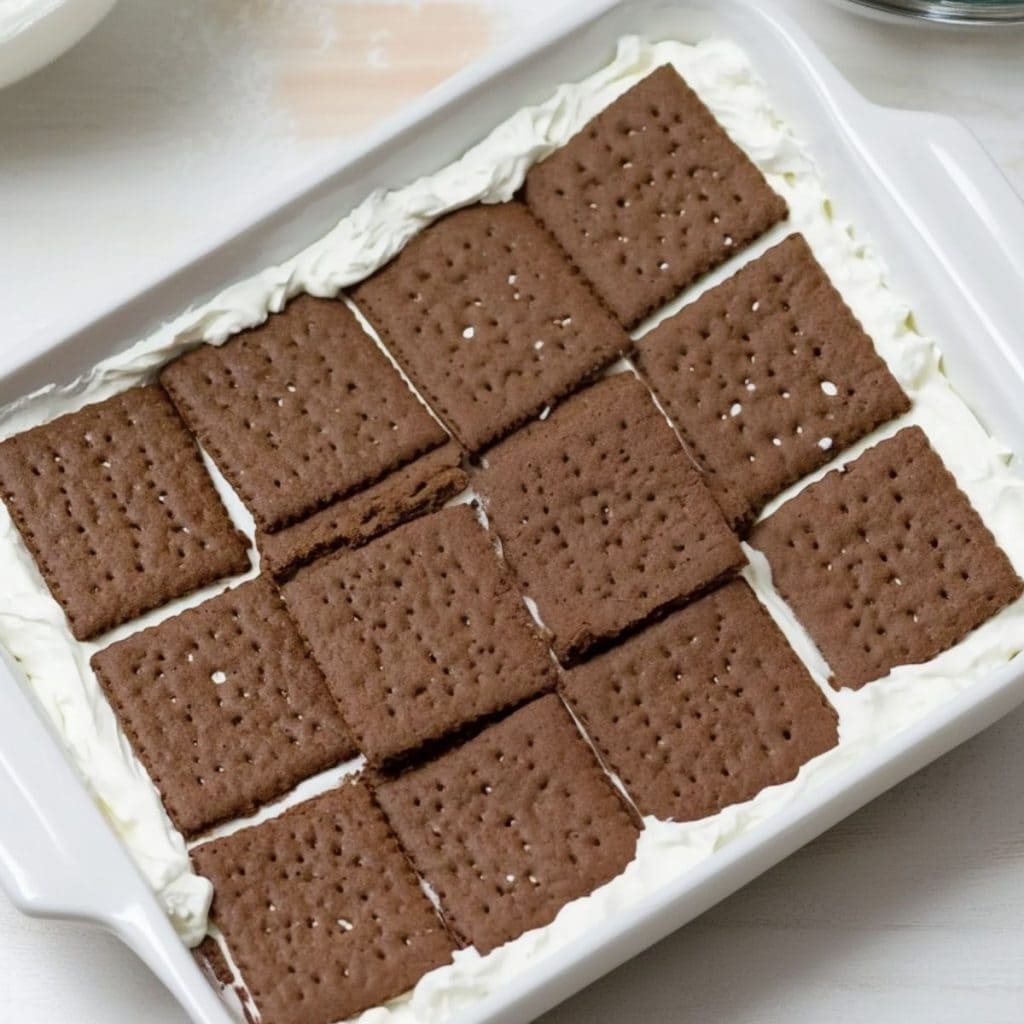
[0, 0, 117, 89]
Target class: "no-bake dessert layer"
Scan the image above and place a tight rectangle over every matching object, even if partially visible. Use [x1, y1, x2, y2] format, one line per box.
[1, 45, 1021, 1024]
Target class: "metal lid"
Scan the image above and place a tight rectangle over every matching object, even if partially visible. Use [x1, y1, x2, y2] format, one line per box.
[840, 0, 1024, 22]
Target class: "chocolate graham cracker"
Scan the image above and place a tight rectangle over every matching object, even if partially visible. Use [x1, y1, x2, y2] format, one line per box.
[562, 580, 838, 822]
[192, 781, 455, 1024]
[350, 201, 629, 453]
[282, 505, 557, 765]
[375, 694, 640, 954]
[160, 293, 448, 532]
[193, 935, 235, 990]
[750, 426, 1023, 689]
[635, 233, 910, 530]
[257, 441, 468, 578]
[0, 385, 249, 641]
[477, 373, 745, 662]
[91, 577, 355, 837]
[524, 64, 788, 329]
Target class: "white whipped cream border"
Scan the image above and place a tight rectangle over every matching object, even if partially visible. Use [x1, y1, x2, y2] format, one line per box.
[0, 33, 1022, 1019]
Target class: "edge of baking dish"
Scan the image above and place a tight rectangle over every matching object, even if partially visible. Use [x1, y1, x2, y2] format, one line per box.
[1, 2, 1023, 1022]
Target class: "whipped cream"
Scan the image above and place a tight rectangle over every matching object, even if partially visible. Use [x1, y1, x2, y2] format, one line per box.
[0, 32, 1022, 1020]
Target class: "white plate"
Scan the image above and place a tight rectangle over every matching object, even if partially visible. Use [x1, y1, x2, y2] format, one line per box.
[1, 2, 1024, 1022]
[0, 0, 117, 89]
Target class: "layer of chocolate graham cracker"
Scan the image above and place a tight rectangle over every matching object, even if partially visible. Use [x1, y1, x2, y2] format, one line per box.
[282, 505, 558, 765]
[160, 293, 448, 532]
[257, 440, 468, 578]
[192, 781, 455, 1024]
[635, 233, 910, 531]
[562, 580, 838, 822]
[477, 373, 745, 663]
[193, 935, 235, 990]
[0, 385, 250, 641]
[91, 576, 356, 837]
[750, 426, 1023, 689]
[524, 64, 788, 330]
[374, 694, 640, 955]
[350, 201, 629, 453]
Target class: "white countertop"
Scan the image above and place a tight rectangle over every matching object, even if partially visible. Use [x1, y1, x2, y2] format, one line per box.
[1, 1, 1023, 1021]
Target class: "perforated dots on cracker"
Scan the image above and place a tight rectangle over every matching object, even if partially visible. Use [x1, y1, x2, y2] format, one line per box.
[750, 426, 1023, 689]
[161, 293, 447, 533]
[257, 440, 468, 578]
[91, 576, 355, 837]
[525, 64, 788, 329]
[351, 202, 629, 453]
[375, 694, 640, 954]
[562, 580, 838, 821]
[478, 373, 744, 663]
[635, 233, 910, 531]
[192, 781, 455, 1024]
[282, 505, 557, 765]
[0, 385, 250, 640]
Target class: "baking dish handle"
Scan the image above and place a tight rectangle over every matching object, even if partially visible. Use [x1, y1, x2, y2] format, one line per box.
[857, 107, 1024, 437]
[0, 652, 231, 1023]
[0, 651, 142, 921]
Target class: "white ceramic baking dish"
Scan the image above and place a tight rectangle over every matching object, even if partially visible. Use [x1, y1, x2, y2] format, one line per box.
[2, 1, 1024, 1022]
